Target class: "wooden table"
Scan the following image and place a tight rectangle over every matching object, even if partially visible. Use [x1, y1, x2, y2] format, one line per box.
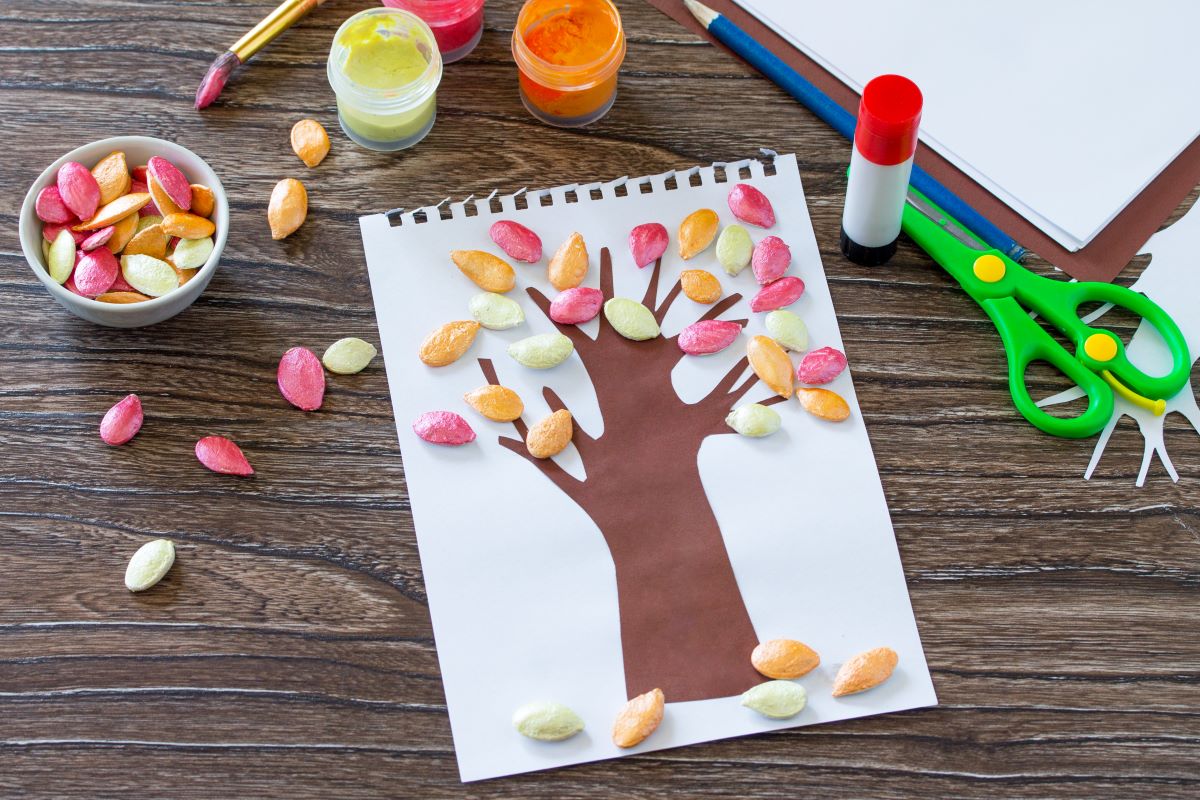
[3, 1, 1198, 796]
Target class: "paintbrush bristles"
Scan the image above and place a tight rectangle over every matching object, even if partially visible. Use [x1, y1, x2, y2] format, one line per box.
[195, 51, 241, 110]
[684, 0, 719, 29]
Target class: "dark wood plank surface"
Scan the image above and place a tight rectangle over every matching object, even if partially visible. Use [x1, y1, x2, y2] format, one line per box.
[2, 1, 1198, 797]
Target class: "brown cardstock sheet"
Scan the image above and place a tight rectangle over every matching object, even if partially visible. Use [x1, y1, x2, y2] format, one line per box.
[646, 0, 1200, 283]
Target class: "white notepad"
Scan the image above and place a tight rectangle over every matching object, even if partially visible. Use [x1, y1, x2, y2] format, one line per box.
[358, 154, 935, 781]
[734, 0, 1200, 251]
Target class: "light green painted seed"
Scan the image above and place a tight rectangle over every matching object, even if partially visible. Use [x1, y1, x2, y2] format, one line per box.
[741, 680, 807, 719]
[508, 333, 574, 369]
[469, 292, 525, 330]
[765, 310, 809, 352]
[322, 337, 377, 374]
[716, 224, 753, 276]
[172, 236, 214, 269]
[48, 229, 75, 284]
[136, 215, 163, 233]
[41, 238, 51, 265]
[603, 297, 659, 341]
[120, 254, 179, 297]
[124, 539, 176, 592]
[512, 701, 585, 741]
[725, 403, 781, 437]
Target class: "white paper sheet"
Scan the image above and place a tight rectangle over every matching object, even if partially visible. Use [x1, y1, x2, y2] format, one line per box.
[733, 0, 1200, 251]
[360, 154, 936, 781]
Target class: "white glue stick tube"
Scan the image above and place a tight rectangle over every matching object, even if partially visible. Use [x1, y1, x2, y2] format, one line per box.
[841, 74, 923, 266]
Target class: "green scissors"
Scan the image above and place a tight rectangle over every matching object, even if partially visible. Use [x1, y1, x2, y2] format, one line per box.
[901, 189, 1191, 438]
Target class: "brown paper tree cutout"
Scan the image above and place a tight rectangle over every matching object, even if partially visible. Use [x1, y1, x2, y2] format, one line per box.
[477, 247, 785, 703]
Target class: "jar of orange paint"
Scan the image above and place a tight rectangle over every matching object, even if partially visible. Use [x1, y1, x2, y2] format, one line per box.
[511, 0, 626, 127]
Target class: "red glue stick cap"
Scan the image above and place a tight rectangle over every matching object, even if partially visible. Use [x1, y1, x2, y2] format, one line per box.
[854, 74, 923, 166]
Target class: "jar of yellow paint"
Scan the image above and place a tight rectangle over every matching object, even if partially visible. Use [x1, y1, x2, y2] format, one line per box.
[511, 0, 626, 128]
[327, 8, 443, 151]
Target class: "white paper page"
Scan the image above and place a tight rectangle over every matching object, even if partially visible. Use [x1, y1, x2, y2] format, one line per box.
[734, 0, 1200, 251]
[360, 155, 936, 782]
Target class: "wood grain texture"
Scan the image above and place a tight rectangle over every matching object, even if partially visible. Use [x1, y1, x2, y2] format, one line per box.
[1, 1, 1198, 797]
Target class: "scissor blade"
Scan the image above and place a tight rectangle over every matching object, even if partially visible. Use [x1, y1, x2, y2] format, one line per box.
[905, 191, 987, 251]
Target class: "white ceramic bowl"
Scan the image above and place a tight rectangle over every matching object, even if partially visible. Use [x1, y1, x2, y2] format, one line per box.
[19, 136, 229, 328]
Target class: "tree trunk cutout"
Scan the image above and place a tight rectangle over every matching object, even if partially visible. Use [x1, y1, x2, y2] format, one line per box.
[479, 247, 784, 702]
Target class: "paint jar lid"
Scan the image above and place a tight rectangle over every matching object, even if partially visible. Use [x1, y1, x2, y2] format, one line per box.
[855, 74, 923, 166]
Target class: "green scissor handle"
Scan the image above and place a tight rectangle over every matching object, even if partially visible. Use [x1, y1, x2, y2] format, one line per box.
[984, 296, 1114, 438]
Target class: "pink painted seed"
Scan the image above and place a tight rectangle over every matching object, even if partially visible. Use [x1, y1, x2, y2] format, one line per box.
[489, 220, 542, 263]
[80, 226, 115, 251]
[796, 346, 848, 384]
[56, 161, 101, 220]
[727, 183, 776, 228]
[195, 436, 254, 476]
[100, 394, 143, 446]
[277, 347, 325, 411]
[147, 156, 192, 211]
[72, 248, 119, 297]
[677, 319, 742, 355]
[749, 276, 805, 312]
[629, 222, 669, 268]
[751, 236, 791, 285]
[549, 286, 604, 324]
[35, 186, 73, 224]
[413, 411, 476, 446]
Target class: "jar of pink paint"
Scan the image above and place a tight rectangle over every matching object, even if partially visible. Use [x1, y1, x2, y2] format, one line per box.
[382, 0, 486, 63]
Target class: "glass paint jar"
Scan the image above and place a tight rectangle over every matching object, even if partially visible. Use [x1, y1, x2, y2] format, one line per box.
[381, 0, 486, 63]
[511, 0, 626, 128]
[327, 8, 443, 152]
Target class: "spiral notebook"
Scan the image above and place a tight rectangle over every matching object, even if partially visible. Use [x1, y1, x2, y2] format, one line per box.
[357, 154, 936, 782]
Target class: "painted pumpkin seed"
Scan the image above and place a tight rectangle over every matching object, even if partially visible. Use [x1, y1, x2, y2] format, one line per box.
[751, 235, 792, 285]
[419, 321, 481, 367]
[123, 223, 169, 259]
[751, 639, 820, 679]
[548, 232, 589, 290]
[277, 347, 326, 411]
[512, 702, 585, 742]
[469, 292, 525, 330]
[727, 183, 776, 228]
[797, 346, 847, 384]
[195, 436, 254, 476]
[268, 178, 307, 239]
[162, 212, 215, 240]
[91, 151, 131, 206]
[189, 184, 215, 218]
[136, 214, 163, 234]
[747, 335, 794, 399]
[750, 276, 805, 313]
[679, 269, 722, 304]
[765, 310, 809, 352]
[147, 156, 193, 211]
[290, 118, 331, 167]
[121, 254, 179, 297]
[741, 681, 806, 719]
[413, 410, 476, 445]
[549, 286, 603, 325]
[832, 647, 898, 697]
[508, 333, 574, 369]
[147, 175, 182, 217]
[96, 291, 152, 304]
[451, 250, 516, 293]
[725, 403, 781, 437]
[489, 220, 542, 263]
[35, 186, 73, 224]
[603, 297, 659, 341]
[716, 223, 753, 275]
[57, 161, 101, 220]
[322, 337, 377, 375]
[105, 212, 140, 255]
[526, 409, 572, 458]
[73, 193, 150, 231]
[629, 222, 669, 268]
[124, 539, 175, 593]
[677, 319, 741, 356]
[464, 384, 524, 422]
[172, 236, 214, 269]
[100, 394, 143, 446]
[80, 226, 115, 251]
[678, 208, 719, 259]
[47, 228, 76, 284]
[612, 688, 664, 748]
[796, 387, 851, 422]
[74, 249, 119, 296]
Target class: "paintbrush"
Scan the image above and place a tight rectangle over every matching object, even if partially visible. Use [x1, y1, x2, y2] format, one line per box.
[195, 0, 330, 110]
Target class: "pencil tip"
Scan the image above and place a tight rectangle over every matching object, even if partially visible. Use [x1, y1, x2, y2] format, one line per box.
[684, 0, 718, 29]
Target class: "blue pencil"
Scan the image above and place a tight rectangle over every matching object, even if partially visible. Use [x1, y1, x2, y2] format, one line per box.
[684, 0, 1027, 262]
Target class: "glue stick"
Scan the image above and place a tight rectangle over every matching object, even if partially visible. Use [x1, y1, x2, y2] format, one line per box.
[841, 74, 923, 266]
